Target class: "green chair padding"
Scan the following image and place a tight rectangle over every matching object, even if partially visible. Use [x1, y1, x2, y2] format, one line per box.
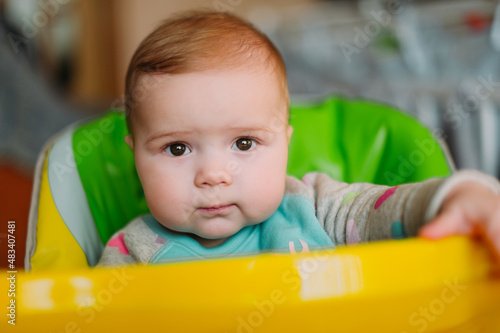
[287, 97, 453, 184]
[62, 96, 454, 263]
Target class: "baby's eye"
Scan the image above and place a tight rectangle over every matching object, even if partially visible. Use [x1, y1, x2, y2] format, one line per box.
[164, 143, 191, 156]
[232, 138, 256, 151]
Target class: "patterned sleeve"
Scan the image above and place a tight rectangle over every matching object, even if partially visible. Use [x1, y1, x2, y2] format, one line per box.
[97, 231, 137, 267]
[96, 215, 167, 267]
[295, 170, 500, 246]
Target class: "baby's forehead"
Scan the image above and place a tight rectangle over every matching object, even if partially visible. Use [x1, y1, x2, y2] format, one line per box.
[131, 67, 289, 125]
[136, 66, 286, 100]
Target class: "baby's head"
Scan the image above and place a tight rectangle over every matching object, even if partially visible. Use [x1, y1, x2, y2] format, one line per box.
[124, 10, 293, 247]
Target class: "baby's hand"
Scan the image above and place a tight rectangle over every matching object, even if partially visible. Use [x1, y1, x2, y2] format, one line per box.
[419, 181, 500, 259]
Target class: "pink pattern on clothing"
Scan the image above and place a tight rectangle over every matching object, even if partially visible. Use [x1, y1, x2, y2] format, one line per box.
[155, 235, 167, 245]
[374, 186, 399, 210]
[346, 219, 360, 245]
[108, 232, 130, 255]
[289, 239, 310, 254]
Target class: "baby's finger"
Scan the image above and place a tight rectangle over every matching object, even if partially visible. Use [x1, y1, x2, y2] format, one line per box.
[419, 207, 471, 240]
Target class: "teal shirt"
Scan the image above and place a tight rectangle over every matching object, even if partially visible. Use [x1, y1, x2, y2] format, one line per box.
[145, 194, 334, 264]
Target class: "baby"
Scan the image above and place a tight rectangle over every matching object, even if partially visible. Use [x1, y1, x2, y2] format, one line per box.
[98, 10, 500, 266]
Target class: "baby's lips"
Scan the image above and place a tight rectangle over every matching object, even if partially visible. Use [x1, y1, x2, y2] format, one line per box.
[199, 203, 234, 209]
[196, 200, 233, 209]
[200, 203, 225, 209]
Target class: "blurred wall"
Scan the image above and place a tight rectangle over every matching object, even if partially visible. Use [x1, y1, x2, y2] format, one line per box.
[73, 0, 119, 103]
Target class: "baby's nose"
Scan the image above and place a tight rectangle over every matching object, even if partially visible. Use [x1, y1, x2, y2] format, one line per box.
[194, 161, 233, 187]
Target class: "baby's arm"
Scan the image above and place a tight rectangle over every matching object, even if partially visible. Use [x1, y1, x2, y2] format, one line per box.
[299, 170, 500, 247]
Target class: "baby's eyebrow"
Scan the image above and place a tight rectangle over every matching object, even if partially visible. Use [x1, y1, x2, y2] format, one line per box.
[145, 127, 272, 144]
[146, 131, 192, 144]
[227, 127, 273, 133]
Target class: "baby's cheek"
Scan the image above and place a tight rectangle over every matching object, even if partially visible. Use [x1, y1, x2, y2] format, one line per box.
[246, 172, 286, 221]
[147, 192, 190, 229]
[143, 175, 186, 215]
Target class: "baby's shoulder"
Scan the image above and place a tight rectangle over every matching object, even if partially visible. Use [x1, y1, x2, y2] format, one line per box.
[99, 214, 161, 266]
[120, 214, 159, 238]
[109, 214, 166, 263]
[106, 214, 159, 247]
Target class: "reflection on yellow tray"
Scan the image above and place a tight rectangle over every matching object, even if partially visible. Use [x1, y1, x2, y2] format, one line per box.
[3, 236, 499, 333]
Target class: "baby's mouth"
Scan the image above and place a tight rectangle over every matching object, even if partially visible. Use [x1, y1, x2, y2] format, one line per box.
[197, 204, 235, 215]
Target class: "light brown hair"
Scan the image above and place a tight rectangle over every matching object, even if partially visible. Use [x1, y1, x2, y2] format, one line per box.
[124, 10, 288, 135]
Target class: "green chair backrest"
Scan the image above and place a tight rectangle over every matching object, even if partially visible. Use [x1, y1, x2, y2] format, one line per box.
[287, 97, 453, 184]
[68, 96, 453, 257]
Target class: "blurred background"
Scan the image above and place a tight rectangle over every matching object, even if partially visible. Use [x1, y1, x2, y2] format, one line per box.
[1, 0, 499, 268]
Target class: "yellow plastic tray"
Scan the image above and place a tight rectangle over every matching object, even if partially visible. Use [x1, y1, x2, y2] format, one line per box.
[2, 236, 499, 333]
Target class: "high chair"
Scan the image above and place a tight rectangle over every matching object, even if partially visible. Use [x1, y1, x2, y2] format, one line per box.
[4, 96, 499, 332]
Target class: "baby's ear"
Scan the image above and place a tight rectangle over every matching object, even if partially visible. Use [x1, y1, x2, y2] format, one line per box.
[287, 125, 294, 144]
[124, 135, 134, 150]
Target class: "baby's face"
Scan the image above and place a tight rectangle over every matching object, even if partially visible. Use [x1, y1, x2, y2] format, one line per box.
[127, 69, 292, 247]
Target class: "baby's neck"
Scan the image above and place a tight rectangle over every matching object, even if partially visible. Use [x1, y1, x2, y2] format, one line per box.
[189, 234, 229, 248]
